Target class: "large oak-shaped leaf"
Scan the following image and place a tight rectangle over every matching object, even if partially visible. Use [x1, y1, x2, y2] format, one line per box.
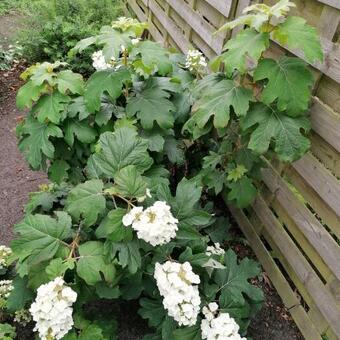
[213, 249, 264, 304]
[227, 177, 257, 208]
[95, 208, 132, 242]
[222, 28, 269, 75]
[56, 70, 84, 95]
[65, 179, 106, 227]
[77, 241, 115, 285]
[126, 85, 176, 130]
[11, 212, 72, 265]
[16, 80, 46, 109]
[273, 16, 323, 64]
[113, 165, 147, 198]
[18, 116, 63, 169]
[33, 91, 70, 124]
[84, 68, 131, 112]
[254, 57, 313, 116]
[64, 118, 97, 146]
[241, 103, 311, 162]
[88, 128, 153, 178]
[131, 41, 172, 75]
[73, 26, 131, 60]
[192, 79, 252, 129]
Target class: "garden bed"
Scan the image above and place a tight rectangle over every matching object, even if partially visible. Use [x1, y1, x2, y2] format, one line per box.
[0, 67, 302, 340]
[0, 4, 320, 339]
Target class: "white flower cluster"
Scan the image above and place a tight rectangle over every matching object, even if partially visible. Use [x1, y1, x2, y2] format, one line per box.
[0, 245, 12, 269]
[14, 309, 32, 326]
[112, 16, 140, 31]
[122, 201, 178, 246]
[91, 50, 116, 71]
[185, 49, 207, 72]
[30, 277, 77, 340]
[0, 280, 13, 299]
[154, 261, 201, 326]
[201, 303, 246, 340]
[206, 243, 225, 257]
[131, 38, 140, 45]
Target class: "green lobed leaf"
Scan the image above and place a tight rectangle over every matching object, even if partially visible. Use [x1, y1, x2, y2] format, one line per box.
[16, 80, 46, 110]
[95, 208, 133, 242]
[163, 137, 185, 165]
[84, 68, 131, 112]
[254, 57, 313, 116]
[127, 82, 176, 130]
[96, 26, 132, 59]
[45, 258, 75, 280]
[109, 239, 141, 274]
[24, 190, 58, 214]
[89, 128, 153, 178]
[48, 160, 70, 184]
[6, 277, 34, 312]
[33, 91, 70, 124]
[241, 103, 311, 161]
[179, 247, 209, 267]
[64, 118, 97, 146]
[67, 96, 91, 120]
[173, 178, 202, 219]
[213, 249, 264, 304]
[192, 79, 252, 129]
[18, 116, 63, 169]
[222, 28, 270, 75]
[65, 179, 106, 227]
[11, 211, 72, 265]
[113, 165, 147, 198]
[77, 241, 115, 286]
[172, 324, 202, 340]
[56, 70, 85, 95]
[0, 323, 16, 339]
[131, 41, 173, 76]
[273, 16, 323, 64]
[138, 298, 166, 328]
[227, 177, 257, 208]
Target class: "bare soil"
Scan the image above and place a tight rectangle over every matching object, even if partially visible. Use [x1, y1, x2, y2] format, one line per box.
[0, 67, 47, 246]
[0, 12, 304, 340]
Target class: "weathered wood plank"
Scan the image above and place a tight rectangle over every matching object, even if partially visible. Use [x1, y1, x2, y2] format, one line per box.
[196, 0, 226, 29]
[204, 0, 232, 17]
[165, 0, 225, 53]
[231, 0, 251, 37]
[310, 97, 340, 152]
[129, 0, 148, 21]
[310, 132, 340, 178]
[316, 77, 340, 112]
[262, 165, 340, 281]
[318, 5, 340, 39]
[263, 194, 333, 281]
[228, 204, 323, 340]
[191, 31, 217, 59]
[292, 153, 340, 219]
[252, 196, 340, 337]
[317, 0, 340, 10]
[149, 0, 189, 52]
[256, 221, 334, 336]
[284, 165, 340, 239]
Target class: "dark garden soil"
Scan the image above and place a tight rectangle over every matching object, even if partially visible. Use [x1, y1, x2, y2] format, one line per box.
[0, 13, 304, 340]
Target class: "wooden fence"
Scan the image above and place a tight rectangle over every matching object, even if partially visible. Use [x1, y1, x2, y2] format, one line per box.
[125, 0, 340, 339]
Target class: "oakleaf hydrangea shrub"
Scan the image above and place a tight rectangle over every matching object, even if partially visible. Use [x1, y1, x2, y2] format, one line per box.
[7, 2, 323, 338]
